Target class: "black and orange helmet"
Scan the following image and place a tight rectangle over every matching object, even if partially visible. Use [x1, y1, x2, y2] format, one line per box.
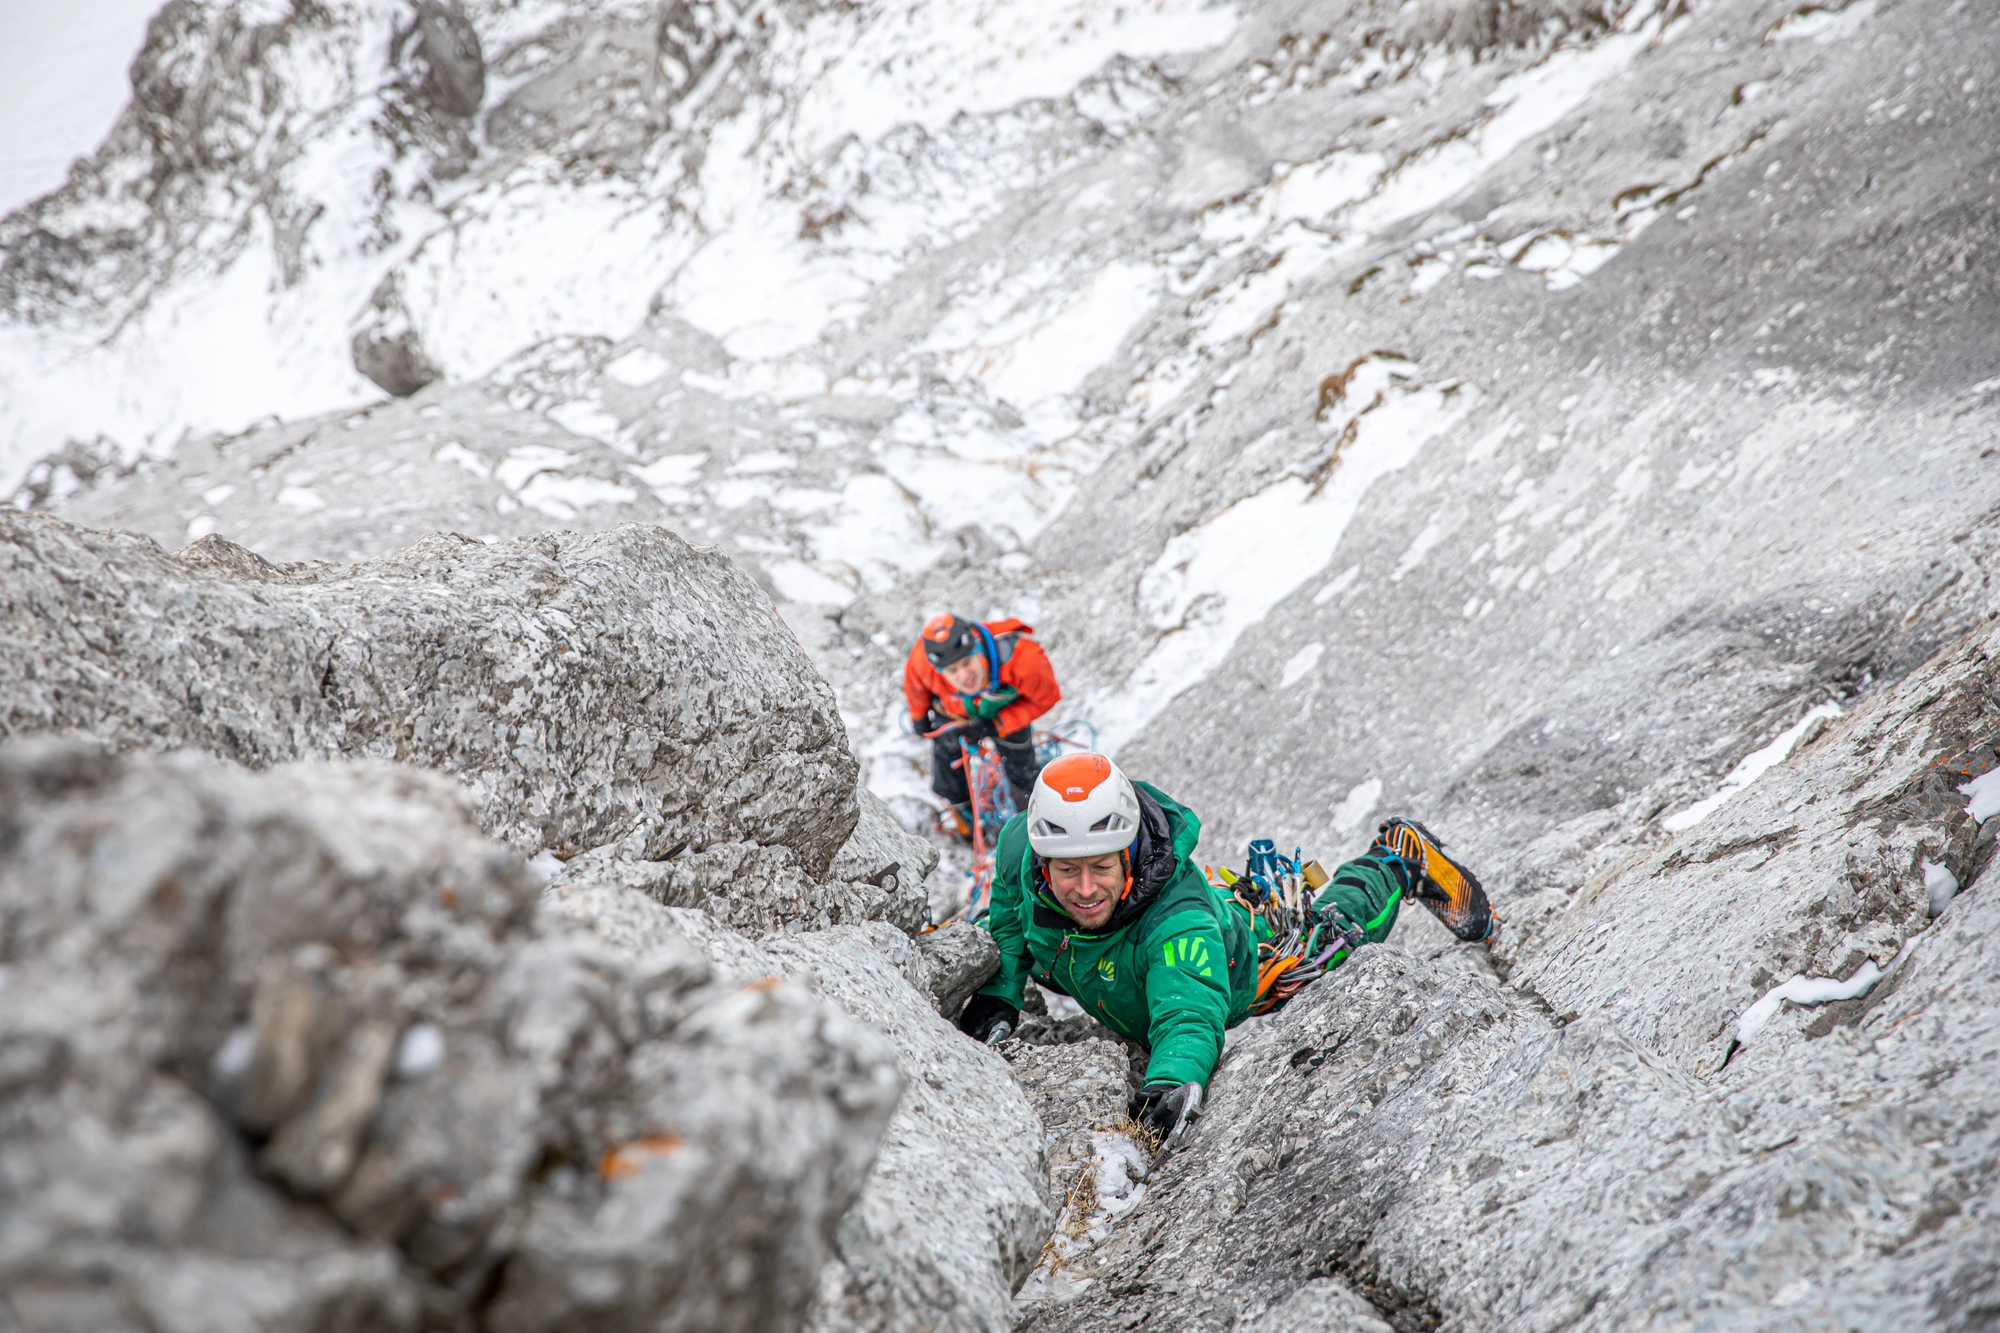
[920, 613, 979, 668]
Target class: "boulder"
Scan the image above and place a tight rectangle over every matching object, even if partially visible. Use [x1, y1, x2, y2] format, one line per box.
[0, 511, 859, 878]
[0, 740, 901, 1331]
[910, 922, 1000, 1017]
[829, 786, 941, 929]
[544, 885, 1054, 1333]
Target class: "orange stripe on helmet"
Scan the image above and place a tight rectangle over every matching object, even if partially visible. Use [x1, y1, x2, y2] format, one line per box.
[1041, 752, 1113, 802]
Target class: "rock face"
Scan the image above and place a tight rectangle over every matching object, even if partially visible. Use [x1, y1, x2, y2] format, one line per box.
[0, 511, 858, 877]
[543, 883, 1054, 1333]
[9, 0, 2000, 1328]
[0, 740, 901, 1332]
[909, 922, 1000, 1018]
[1005, 1040, 1133, 1186]
[1020, 622, 2000, 1333]
[830, 787, 942, 905]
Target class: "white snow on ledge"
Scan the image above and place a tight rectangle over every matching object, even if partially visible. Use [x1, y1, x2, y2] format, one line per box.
[1736, 958, 1884, 1044]
[1959, 768, 2000, 823]
[1661, 703, 1843, 833]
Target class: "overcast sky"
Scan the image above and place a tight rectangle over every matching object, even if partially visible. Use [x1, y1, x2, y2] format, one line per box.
[0, 0, 164, 216]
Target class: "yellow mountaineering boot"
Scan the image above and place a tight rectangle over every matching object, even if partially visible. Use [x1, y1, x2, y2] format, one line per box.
[1375, 818, 1497, 943]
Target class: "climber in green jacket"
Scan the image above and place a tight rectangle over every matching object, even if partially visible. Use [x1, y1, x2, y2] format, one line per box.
[955, 752, 1493, 1146]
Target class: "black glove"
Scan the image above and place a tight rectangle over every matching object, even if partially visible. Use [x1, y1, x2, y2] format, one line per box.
[1128, 1081, 1204, 1141]
[957, 994, 1019, 1045]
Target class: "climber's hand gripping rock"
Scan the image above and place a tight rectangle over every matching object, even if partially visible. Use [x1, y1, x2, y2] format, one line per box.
[1130, 1080, 1204, 1157]
[957, 993, 1018, 1045]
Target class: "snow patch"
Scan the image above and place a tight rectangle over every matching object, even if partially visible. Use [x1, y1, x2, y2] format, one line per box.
[1279, 642, 1324, 688]
[1345, 17, 1661, 236]
[1390, 516, 1447, 581]
[1661, 703, 1842, 833]
[603, 348, 674, 387]
[1016, 1125, 1156, 1305]
[1097, 380, 1474, 751]
[1959, 768, 2000, 822]
[768, 558, 861, 607]
[1923, 858, 1960, 917]
[547, 400, 624, 447]
[930, 262, 1159, 415]
[1736, 958, 1884, 1044]
[404, 178, 692, 379]
[1766, 0, 1877, 44]
[211, 1025, 257, 1082]
[790, 0, 1240, 157]
[394, 1023, 446, 1079]
[1331, 778, 1383, 834]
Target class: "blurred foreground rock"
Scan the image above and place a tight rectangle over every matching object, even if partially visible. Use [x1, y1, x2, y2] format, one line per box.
[544, 884, 1051, 1333]
[0, 742, 900, 1332]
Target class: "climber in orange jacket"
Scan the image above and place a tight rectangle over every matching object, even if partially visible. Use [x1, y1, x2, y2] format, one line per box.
[903, 613, 1061, 833]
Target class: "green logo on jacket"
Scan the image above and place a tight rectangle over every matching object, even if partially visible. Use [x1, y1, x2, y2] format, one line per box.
[1097, 957, 1116, 982]
[1162, 935, 1213, 977]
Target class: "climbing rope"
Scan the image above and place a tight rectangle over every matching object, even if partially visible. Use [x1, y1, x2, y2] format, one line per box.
[1032, 719, 1099, 765]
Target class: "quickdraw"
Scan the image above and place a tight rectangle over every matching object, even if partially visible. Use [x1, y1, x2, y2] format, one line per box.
[1206, 840, 1367, 1015]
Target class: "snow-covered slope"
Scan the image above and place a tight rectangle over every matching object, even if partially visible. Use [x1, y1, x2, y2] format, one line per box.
[16, 0, 1998, 914]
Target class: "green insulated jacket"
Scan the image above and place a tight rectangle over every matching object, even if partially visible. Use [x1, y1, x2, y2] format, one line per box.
[974, 782, 1257, 1087]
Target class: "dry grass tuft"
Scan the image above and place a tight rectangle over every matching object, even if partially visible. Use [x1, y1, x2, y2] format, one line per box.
[1108, 1115, 1161, 1157]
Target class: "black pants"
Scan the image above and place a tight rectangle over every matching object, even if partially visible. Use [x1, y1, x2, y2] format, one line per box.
[931, 723, 1042, 809]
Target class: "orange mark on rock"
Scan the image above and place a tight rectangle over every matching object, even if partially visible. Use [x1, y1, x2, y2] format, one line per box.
[744, 975, 784, 993]
[599, 1134, 686, 1180]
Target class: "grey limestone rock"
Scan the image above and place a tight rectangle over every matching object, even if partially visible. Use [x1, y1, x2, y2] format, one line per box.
[1003, 1039, 1132, 1186]
[0, 740, 901, 1332]
[548, 836, 922, 940]
[765, 925, 1055, 1333]
[910, 921, 1000, 1017]
[543, 885, 1055, 1333]
[404, 1, 484, 120]
[351, 273, 442, 398]
[830, 786, 942, 926]
[0, 511, 859, 880]
[1020, 622, 2000, 1333]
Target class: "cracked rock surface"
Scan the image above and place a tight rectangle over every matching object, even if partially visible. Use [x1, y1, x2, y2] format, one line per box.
[1020, 622, 2000, 1333]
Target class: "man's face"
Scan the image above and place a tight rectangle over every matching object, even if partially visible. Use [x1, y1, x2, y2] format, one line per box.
[940, 655, 987, 693]
[1044, 852, 1126, 929]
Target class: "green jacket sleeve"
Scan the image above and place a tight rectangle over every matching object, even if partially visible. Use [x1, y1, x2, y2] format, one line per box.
[975, 816, 1034, 1008]
[1137, 906, 1233, 1087]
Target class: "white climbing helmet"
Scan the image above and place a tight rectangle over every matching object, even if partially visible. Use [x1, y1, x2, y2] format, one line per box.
[1026, 753, 1142, 859]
